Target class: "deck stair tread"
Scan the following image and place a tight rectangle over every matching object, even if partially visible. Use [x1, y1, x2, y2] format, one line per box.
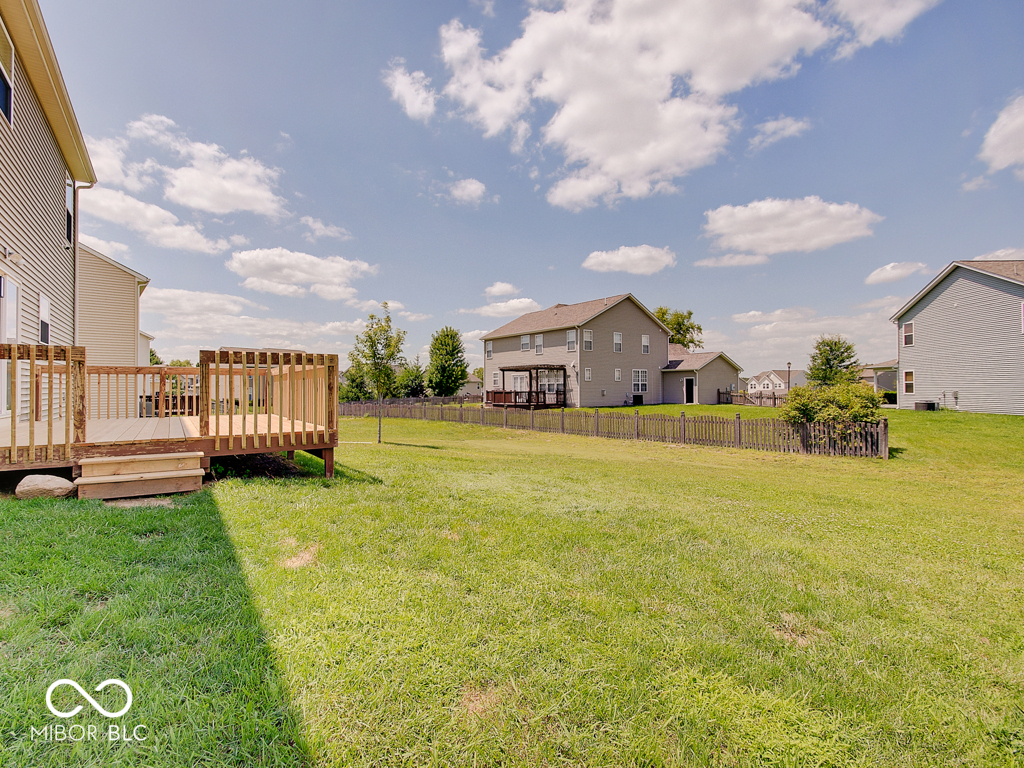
[74, 451, 206, 499]
[79, 452, 205, 465]
[75, 468, 205, 486]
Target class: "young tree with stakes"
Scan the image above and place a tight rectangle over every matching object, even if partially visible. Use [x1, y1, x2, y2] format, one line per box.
[349, 303, 406, 443]
[426, 326, 469, 397]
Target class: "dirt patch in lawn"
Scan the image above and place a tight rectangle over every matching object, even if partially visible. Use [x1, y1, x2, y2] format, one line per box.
[459, 683, 502, 722]
[282, 543, 320, 570]
[770, 612, 828, 648]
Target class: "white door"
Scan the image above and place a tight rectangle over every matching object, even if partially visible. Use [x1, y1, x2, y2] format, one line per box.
[511, 374, 528, 391]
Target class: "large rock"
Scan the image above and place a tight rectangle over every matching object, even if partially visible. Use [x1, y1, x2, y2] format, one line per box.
[15, 474, 75, 500]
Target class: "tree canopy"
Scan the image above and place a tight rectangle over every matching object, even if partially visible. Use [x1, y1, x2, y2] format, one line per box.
[397, 358, 428, 398]
[339, 359, 373, 403]
[149, 349, 164, 366]
[426, 326, 468, 397]
[654, 306, 703, 349]
[807, 334, 860, 387]
[780, 382, 882, 427]
[349, 303, 407, 442]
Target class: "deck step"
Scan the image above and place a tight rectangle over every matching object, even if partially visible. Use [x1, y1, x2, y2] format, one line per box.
[75, 451, 206, 500]
[79, 451, 205, 478]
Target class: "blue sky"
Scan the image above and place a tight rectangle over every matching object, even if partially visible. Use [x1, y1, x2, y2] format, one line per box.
[41, 0, 1024, 373]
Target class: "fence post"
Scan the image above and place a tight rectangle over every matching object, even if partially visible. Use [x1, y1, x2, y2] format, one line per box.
[594, 408, 599, 437]
[560, 407, 565, 434]
[734, 412, 741, 448]
[530, 406, 534, 431]
[503, 406, 507, 429]
[480, 402, 484, 425]
[199, 356, 210, 436]
[679, 411, 685, 444]
[799, 423, 808, 454]
[460, 400, 464, 423]
[634, 409, 639, 441]
[880, 418, 888, 460]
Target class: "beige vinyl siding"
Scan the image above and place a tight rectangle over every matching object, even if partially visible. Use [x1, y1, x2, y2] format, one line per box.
[663, 357, 741, 405]
[0, 43, 75, 419]
[77, 248, 139, 365]
[578, 298, 668, 407]
[483, 328, 580, 407]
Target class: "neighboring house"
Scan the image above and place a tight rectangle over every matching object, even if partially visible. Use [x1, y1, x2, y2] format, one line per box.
[482, 294, 672, 408]
[891, 260, 1024, 414]
[0, 0, 96, 419]
[746, 369, 806, 394]
[662, 346, 742, 405]
[456, 373, 482, 398]
[76, 244, 152, 366]
[858, 360, 897, 392]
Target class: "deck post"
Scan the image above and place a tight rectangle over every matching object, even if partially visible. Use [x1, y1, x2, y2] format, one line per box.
[9, 344, 17, 462]
[326, 354, 338, 445]
[199, 355, 210, 436]
[158, 370, 166, 418]
[71, 350, 86, 444]
[323, 446, 334, 478]
[735, 412, 741, 448]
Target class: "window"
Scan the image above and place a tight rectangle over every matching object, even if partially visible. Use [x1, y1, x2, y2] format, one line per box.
[521, 335, 530, 351]
[614, 368, 621, 382]
[535, 334, 543, 354]
[0, 19, 11, 124]
[39, 294, 50, 344]
[584, 367, 592, 381]
[492, 372, 500, 388]
[538, 369, 563, 393]
[566, 329, 576, 351]
[583, 329, 593, 351]
[903, 370, 914, 394]
[66, 181, 74, 244]
[485, 341, 492, 359]
[763, 382, 770, 389]
[775, 382, 783, 389]
[632, 369, 648, 393]
[903, 322, 914, 347]
[613, 332, 622, 353]
[641, 334, 650, 354]
[1, 276, 18, 414]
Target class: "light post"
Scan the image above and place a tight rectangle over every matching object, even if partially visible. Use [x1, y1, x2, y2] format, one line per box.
[787, 362, 791, 391]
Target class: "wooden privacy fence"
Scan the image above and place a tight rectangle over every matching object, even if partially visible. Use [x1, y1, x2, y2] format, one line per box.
[339, 401, 888, 459]
[720, 390, 789, 407]
[198, 350, 338, 451]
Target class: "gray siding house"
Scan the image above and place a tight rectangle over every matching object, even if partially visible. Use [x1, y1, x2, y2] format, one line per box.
[482, 295, 744, 408]
[891, 260, 1024, 414]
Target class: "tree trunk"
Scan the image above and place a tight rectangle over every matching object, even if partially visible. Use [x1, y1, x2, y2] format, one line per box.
[378, 396, 383, 444]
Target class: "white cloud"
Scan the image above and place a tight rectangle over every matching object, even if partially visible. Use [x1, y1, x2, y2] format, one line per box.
[78, 233, 130, 259]
[830, 0, 943, 57]
[748, 115, 812, 152]
[460, 329, 491, 344]
[708, 301, 897, 373]
[864, 261, 930, 284]
[471, 0, 496, 17]
[125, 114, 288, 218]
[447, 177, 494, 206]
[85, 136, 158, 192]
[977, 95, 1024, 182]
[703, 196, 883, 256]
[401, 1, 936, 211]
[974, 246, 1024, 261]
[694, 253, 770, 268]
[399, 311, 433, 322]
[81, 188, 230, 254]
[458, 297, 542, 317]
[581, 244, 676, 275]
[961, 174, 991, 192]
[384, 59, 438, 123]
[854, 295, 907, 310]
[300, 216, 354, 242]
[225, 247, 377, 300]
[141, 287, 365, 348]
[484, 281, 520, 298]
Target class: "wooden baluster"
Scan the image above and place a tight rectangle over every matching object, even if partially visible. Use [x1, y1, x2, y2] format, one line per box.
[46, 347, 53, 460]
[228, 354, 235, 450]
[214, 353, 221, 450]
[9, 345, 17, 463]
[63, 347, 71, 459]
[301, 354, 308, 446]
[241, 353, 249, 450]
[28, 346, 36, 463]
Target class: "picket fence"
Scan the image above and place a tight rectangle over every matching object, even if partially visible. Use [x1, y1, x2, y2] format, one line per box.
[339, 402, 888, 459]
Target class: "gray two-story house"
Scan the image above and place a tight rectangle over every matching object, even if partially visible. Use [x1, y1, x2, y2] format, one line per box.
[891, 260, 1024, 414]
[482, 294, 671, 408]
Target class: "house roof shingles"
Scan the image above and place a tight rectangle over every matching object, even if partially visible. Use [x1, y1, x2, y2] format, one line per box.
[957, 259, 1024, 285]
[481, 295, 632, 340]
[663, 345, 742, 372]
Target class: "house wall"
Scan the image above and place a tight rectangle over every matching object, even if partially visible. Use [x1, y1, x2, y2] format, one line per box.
[578, 298, 669, 407]
[663, 357, 740, 405]
[897, 267, 1024, 414]
[77, 247, 139, 365]
[483, 327, 580, 407]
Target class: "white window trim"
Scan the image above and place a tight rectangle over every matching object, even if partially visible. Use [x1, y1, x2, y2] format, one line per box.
[584, 367, 592, 382]
[534, 334, 543, 355]
[485, 341, 492, 359]
[903, 321, 914, 347]
[903, 370, 915, 395]
[492, 371, 500, 388]
[632, 369, 648, 393]
[641, 334, 650, 354]
[521, 335, 530, 351]
[613, 332, 622, 353]
[566, 329, 576, 352]
[614, 368, 621, 382]
[583, 329, 593, 351]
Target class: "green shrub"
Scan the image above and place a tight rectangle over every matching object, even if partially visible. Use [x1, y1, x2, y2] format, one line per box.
[882, 390, 897, 405]
[780, 382, 883, 426]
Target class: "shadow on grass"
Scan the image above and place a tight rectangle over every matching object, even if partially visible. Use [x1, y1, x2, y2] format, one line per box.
[383, 442, 443, 450]
[888, 446, 906, 460]
[0, 490, 311, 767]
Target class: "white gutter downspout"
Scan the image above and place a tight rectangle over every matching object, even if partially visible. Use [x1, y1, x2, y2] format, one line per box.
[72, 181, 94, 345]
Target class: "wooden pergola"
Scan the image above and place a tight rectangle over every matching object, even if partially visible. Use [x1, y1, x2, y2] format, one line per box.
[486, 364, 567, 408]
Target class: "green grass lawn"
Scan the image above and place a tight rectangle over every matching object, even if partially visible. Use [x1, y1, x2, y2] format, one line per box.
[2, 409, 1023, 766]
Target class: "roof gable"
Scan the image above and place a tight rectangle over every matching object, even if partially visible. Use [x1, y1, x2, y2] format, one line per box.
[481, 294, 669, 340]
[891, 260, 1024, 321]
[663, 345, 742, 372]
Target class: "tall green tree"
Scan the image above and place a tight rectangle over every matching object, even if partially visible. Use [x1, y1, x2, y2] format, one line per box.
[338, 359, 373, 403]
[654, 306, 703, 349]
[349, 303, 406, 443]
[471, 366, 484, 383]
[807, 334, 860, 387]
[426, 326, 469, 397]
[149, 349, 164, 365]
[397, 357, 428, 398]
